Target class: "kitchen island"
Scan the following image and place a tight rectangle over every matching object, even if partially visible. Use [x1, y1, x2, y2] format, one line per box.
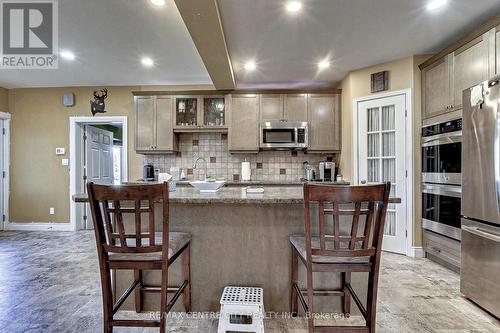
[74, 185, 400, 313]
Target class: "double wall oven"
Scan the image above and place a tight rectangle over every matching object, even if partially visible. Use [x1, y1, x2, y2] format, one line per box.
[421, 118, 462, 240]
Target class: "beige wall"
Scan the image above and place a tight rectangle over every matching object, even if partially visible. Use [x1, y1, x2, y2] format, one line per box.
[8, 85, 213, 223]
[0, 87, 8, 111]
[338, 55, 431, 247]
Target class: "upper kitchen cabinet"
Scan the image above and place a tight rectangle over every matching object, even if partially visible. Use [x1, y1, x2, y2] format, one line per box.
[174, 96, 199, 128]
[260, 93, 308, 122]
[451, 35, 489, 110]
[308, 94, 341, 152]
[203, 96, 226, 127]
[227, 94, 260, 153]
[174, 95, 227, 132]
[284, 94, 308, 121]
[260, 94, 283, 121]
[422, 56, 451, 120]
[135, 95, 177, 153]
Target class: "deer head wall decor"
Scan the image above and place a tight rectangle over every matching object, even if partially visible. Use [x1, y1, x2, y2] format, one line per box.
[90, 88, 108, 116]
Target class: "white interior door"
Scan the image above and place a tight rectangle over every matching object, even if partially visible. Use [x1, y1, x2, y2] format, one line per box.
[357, 94, 407, 254]
[84, 126, 113, 229]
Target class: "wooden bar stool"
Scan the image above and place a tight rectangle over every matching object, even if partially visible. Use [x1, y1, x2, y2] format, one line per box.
[290, 182, 391, 333]
[87, 182, 191, 333]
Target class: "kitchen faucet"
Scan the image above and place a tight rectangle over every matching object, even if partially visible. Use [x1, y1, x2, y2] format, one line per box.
[192, 157, 208, 181]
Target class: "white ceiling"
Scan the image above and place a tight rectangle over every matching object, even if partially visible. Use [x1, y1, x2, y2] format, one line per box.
[2, 0, 500, 89]
[218, 0, 500, 89]
[0, 0, 211, 88]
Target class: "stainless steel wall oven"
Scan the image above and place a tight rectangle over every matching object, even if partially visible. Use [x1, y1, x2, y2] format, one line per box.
[421, 119, 462, 185]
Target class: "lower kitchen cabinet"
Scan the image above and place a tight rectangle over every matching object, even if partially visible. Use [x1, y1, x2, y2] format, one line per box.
[135, 95, 177, 153]
[423, 229, 460, 272]
[307, 94, 341, 152]
[227, 94, 260, 153]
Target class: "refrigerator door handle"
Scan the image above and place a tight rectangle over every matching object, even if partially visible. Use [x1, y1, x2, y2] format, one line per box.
[496, 98, 500, 213]
[462, 224, 500, 243]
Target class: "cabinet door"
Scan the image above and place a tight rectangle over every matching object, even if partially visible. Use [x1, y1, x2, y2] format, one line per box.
[452, 36, 489, 110]
[260, 94, 283, 121]
[155, 96, 175, 151]
[284, 94, 308, 121]
[228, 94, 260, 152]
[135, 96, 155, 151]
[308, 94, 340, 151]
[422, 57, 450, 120]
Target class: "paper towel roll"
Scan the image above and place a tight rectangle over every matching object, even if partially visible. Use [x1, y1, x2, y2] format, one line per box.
[241, 162, 251, 181]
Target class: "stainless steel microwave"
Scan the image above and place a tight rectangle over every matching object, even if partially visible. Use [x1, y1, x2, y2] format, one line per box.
[260, 122, 308, 150]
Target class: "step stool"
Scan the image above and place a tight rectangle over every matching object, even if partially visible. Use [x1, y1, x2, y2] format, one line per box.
[218, 286, 265, 333]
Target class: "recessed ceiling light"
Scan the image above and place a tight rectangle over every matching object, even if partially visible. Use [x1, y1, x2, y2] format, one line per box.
[60, 50, 75, 61]
[141, 57, 154, 67]
[286, 1, 302, 13]
[244, 61, 256, 71]
[426, 0, 447, 11]
[318, 60, 330, 70]
[150, 0, 166, 6]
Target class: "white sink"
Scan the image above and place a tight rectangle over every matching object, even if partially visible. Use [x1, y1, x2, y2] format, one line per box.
[189, 180, 226, 193]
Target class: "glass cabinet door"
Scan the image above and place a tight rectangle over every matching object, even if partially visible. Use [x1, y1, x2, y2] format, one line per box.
[175, 97, 198, 126]
[203, 97, 225, 126]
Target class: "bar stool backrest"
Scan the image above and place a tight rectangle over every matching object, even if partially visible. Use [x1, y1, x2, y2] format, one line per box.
[303, 182, 391, 260]
[87, 182, 169, 255]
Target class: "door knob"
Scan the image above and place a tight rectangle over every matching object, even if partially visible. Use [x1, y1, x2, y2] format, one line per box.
[361, 179, 367, 184]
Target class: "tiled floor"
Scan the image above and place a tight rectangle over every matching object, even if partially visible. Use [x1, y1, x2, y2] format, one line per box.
[0, 231, 498, 332]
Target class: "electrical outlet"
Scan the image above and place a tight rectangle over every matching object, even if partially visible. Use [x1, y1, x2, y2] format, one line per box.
[49, 207, 55, 215]
[61, 158, 69, 166]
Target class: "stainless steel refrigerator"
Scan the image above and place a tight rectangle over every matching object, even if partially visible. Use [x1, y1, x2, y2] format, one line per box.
[461, 77, 500, 318]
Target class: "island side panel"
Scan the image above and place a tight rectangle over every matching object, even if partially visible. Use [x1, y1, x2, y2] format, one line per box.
[115, 202, 369, 314]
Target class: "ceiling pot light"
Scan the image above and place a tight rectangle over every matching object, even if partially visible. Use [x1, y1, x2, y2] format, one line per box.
[150, 0, 166, 7]
[318, 60, 330, 70]
[426, 0, 447, 11]
[286, 1, 302, 13]
[141, 57, 154, 67]
[244, 61, 256, 71]
[60, 50, 75, 61]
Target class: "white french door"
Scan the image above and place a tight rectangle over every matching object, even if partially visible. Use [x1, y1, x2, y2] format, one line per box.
[357, 94, 407, 254]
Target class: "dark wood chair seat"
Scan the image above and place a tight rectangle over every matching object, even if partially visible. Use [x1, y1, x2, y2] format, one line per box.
[289, 235, 371, 264]
[109, 232, 191, 262]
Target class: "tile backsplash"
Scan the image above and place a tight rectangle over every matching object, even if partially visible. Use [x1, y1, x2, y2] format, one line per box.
[143, 133, 336, 182]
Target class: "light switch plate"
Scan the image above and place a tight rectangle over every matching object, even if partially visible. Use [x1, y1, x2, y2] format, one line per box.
[56, 147, 65, 155]
[61, 158, 69, 166]
[49, 207, 55, 215]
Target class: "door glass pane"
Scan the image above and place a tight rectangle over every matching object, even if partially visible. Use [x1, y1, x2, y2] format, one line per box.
[367, 133, 379, 157]
[382, 159, 395, 182]
[384, 211, 396, 236]
[176, 98, 198, 126]
[367, 107, 379, 131]
[368, 159, 379, 182]
[382, 132, 395, 156]
[382, 105, 395, 130]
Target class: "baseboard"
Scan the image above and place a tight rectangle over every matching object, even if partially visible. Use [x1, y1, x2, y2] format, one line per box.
[3, 222, 74, 231]
[407, 246, 425, 258]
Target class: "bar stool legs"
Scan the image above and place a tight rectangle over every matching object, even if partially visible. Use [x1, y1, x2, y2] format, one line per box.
[290, 244, 298, 317]
[183, 244, 192, 312]
[134, 270, 142, 313]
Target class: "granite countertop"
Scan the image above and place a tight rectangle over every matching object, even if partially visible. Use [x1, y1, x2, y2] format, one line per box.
[73, 184, 401, 205]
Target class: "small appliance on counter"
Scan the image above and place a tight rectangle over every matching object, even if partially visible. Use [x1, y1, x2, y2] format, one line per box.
[143, 164, 154, 181]
[317, 161, 338, 182]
